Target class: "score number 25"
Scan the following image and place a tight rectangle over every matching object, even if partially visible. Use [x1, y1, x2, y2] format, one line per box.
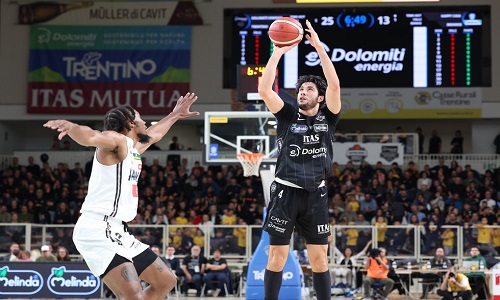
[321, 16, 334, 26]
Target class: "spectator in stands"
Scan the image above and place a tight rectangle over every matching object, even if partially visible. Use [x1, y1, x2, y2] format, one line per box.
[0, 204, 12, 223]
[164, 245, 181, 275]
[18, 250, 32, 261]
[36, 245, 57, 262]
[450, 130, 464, 154]
[181, 245, 206, 297]
[56, 246, 71, 261]
[191, 161, 204, 176]
[360, 193, 378, 222]
[494, 133, 500, 154]
[51, 228, 73, 253]
[232, 219, 247, 255]
[211, 229, 227, 254]
[331, 240, 372, 289]
[193, 229, 205, 252]
[416, 127, 424, 154]
[54, 202, 72, 224]
[428, 130, 442, 154]
[340, 204, 357, 223]
[440, 227, 455, 256]
[0, 242, 20, 261]
[464, 246, 488, 300]
[62, 140, 72, 150]
[203, 249, 229, 297]
[6, 212, 24, 243]
[169, 136, 181, 150]
[18, 205, 34, 223]
[180, 228, 194, 254]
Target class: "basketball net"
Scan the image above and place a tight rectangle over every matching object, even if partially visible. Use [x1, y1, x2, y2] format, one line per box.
[237, 153, 265, 177]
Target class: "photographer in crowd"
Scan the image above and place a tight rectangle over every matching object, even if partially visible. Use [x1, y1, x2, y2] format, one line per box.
[362, 247, 394, 299]
[437, 267, 472, 300]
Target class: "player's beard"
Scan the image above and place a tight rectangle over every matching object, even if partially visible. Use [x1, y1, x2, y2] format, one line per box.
[298, 96, 320, 110]
[137, 133, 152, 144]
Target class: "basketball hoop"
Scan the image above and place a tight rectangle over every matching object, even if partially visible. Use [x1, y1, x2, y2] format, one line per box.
[237, 153, 265, 177]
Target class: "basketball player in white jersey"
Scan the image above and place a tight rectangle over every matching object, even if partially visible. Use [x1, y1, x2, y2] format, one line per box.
[43, 92, 198, 300]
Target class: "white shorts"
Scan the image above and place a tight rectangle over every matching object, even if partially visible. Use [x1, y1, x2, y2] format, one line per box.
[73, 212, 149, 277]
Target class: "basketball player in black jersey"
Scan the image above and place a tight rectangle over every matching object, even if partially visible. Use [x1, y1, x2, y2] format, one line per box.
[258, 20, 341, 300]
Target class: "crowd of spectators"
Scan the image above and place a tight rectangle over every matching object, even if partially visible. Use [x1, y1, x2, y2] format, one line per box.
[0, 155, 265, 256]
[327, 158, 500, 257]
[2, 153, 500, 260]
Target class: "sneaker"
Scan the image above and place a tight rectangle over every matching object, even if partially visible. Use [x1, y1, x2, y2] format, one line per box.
[213, 288, 221, 297]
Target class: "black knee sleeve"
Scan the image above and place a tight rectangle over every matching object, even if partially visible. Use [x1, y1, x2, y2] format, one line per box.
[133, 248, 158, 276]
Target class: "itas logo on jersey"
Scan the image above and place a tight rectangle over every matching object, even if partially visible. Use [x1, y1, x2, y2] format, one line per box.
[290, 124, 308, 133]
[317, 223, 330, 234]
[303, 134, 319, 145]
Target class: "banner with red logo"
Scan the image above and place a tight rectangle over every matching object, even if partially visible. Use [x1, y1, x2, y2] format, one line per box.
[27, 25, 191, 114]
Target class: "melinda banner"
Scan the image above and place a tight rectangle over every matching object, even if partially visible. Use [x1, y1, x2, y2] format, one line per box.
[0, 262, 101, 298]
[333, 142, 404, 165]
[27, 25, 191, 114]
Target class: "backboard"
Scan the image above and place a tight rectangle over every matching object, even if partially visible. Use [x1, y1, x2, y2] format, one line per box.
[203, 111, 278, 165]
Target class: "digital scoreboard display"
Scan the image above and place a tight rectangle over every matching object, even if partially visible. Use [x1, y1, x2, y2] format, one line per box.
[223, 6, 491, 89]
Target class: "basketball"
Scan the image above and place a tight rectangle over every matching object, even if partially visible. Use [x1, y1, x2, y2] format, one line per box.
[268, 17, 303, 47]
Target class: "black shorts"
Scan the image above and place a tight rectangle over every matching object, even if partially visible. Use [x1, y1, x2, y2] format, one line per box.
[263, 181, 330, 243]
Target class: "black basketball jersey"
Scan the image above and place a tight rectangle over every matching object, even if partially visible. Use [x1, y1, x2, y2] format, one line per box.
[273, 102, 339, 191]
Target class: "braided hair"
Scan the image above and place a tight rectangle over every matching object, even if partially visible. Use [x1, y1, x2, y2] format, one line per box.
[103, 106, 136, 133]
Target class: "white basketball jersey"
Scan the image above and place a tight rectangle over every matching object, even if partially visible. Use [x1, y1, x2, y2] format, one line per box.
[81, 137, 141, 222]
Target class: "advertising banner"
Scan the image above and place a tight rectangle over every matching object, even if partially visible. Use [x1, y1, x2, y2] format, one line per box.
[18, 1, 203, 25]
[27, 25, 191, 114]
[0, 262, 101, 298]
[340, 87, 482, 119]
[333, 142, 404, 165]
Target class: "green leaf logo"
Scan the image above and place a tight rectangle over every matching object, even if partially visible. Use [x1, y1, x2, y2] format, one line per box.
[53, 267, 65, 277]
[0, 267, 7, 277]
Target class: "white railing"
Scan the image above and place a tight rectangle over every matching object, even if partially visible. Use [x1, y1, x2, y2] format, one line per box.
[0, 223, 492, 266]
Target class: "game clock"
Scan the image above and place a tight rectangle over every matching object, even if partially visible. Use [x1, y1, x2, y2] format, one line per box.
[224, 6, 491, 89]
[237, 65, 278, 102]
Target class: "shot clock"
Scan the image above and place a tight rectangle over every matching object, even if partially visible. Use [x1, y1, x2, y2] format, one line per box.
[223, 6, 491, 90]
[237, 65, 278, 102]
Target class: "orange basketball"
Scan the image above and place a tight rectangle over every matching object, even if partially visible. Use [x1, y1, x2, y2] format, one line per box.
[268, 17, 303, 47]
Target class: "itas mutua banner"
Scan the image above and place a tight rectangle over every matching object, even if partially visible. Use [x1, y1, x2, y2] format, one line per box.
[27, 25, 191, 114]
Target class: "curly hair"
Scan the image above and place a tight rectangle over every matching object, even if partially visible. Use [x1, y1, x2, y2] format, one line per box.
[295, 75, 327, 97]
[103, 106, 136, 133]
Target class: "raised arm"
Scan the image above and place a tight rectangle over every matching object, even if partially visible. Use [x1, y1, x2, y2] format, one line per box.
[304, 20, 341, 114]
[43, 120, 124, 151]
[258, 44, 297, 113]
[355, 240, 373, 258]
[136, 92, 199, 153]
